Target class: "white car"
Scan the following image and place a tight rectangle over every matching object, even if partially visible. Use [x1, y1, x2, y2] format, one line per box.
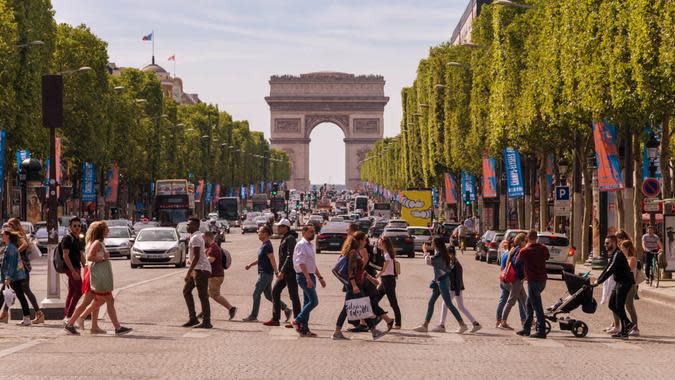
[407, 226, 433, 251]
[130, 227, 186, 269]
[538, 232, 575, 274]
[104, 226, 132, 259]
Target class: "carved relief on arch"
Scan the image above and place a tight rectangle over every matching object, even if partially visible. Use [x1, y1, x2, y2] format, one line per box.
[353, 118, 380, 134]
[355, 146, 370, 171]
[304, 114, 350, 137]
[274, 118, 301, 134]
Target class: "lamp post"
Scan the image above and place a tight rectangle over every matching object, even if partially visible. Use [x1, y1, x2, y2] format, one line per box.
[556, 157, 570, 234]
[646, 133, 660, 227]
[588, 152, 608, 269]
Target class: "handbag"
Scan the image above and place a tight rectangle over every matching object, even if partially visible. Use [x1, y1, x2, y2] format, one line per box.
[89, 260, 114, 293]
[345, 296, 375, 321]
[499, 252, 517, 283]
[634, 269, 646, 285]
[29, 242, 41, 260]
[394, 260, 401, 276]
[2, 287, 16, 309]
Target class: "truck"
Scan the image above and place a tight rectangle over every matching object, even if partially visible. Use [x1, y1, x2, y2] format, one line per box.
[216, 197, 241, 227]
[400, 189, 433, 227]
[353, 195, 369, 214]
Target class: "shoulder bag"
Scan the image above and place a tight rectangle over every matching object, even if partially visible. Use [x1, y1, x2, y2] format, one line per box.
[499, 250, 517, 283]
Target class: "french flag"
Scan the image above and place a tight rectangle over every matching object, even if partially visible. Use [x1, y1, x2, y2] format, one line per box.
[142, 32, 153, 41]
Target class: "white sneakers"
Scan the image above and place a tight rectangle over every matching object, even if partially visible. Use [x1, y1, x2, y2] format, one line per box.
[456, 324, 468, 334]
[431, 325, 446, 333]
[412, 325, 428, 333]
[470, 323, 482, 333]
[18, 317, 31, 326]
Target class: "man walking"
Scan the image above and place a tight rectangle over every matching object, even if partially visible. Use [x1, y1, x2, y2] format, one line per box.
[516, 230, 550, 339]
[243, 226, 289, 322]
[204, 231, 237, 320]
[61, 217, 85, 322]
[263, 219, 299, 327]
[183, 217, 212, 329]
[293, 226, 326, 336]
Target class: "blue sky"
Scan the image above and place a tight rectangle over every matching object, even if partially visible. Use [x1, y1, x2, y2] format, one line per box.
[52, 0, 467, 184]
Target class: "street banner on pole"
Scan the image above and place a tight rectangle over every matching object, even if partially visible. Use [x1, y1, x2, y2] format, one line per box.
[16, 150, 30, 175]
[546, 154, 554, 195]
[593, 120, 625, 191]
[195, 180, 205, 201]
[461, 171, 475, 201]
[504, 147, 524, 198]
[214, 184, 221, 200]
[482, 156, 497, 198]
[249, 184, 255, 198]
[444, 173, 457, 205]
[81, 162, 96, 202]
[240, 186, 246, 200]
[0, 130, 5, 198]
[205, 183, 213, 203]
[105, 164, 119, 203]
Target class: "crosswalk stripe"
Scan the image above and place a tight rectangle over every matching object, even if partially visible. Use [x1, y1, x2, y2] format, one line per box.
[604, 341, 643, 350]
[522, 337, 565, 348]
[182, 332, 210, 338]
[431, 332, 465, 343]
[268, 328, 299, 340]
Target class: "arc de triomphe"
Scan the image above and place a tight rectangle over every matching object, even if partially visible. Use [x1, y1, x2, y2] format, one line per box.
[265, 72, 389, 191]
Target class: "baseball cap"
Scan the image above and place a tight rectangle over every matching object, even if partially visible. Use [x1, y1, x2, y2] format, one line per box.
[275, 218, 292, 228]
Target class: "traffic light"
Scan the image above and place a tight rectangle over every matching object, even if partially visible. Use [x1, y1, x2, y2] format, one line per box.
[465, 191, 471, 206]
[271, 183, 278, 197]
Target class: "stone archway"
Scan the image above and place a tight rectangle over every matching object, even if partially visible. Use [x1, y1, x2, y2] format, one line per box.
[265, 72, 389, 191]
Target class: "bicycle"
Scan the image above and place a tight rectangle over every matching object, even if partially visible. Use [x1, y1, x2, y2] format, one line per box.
[647, 250, 661, 288]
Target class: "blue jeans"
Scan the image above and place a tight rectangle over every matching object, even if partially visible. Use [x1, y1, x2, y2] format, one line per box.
[496, 282, 510, 321]
[296, 273, 318, 328]
[248, 272, 286, 319]
[425, 275, 462, 323]
[523, 281, 547, 334]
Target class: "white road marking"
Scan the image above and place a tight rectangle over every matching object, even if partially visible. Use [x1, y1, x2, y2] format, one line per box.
[605, 341, 643, 350]
[431, 332, 465, 343]
[98, 271, 182, 320]
[0, 340, 43, 359]
[268, 328, 299, 340]
[523, 337, 565, 348]
[182, 332, 210, 338]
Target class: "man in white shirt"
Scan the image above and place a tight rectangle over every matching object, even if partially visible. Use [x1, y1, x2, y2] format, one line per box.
[292, 226, 326, 336]
[183, 217, 212, 329]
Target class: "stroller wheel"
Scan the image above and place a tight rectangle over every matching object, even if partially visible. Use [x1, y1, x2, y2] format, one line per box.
[545, 320, 552, 335]
[571, 321, 588, 338]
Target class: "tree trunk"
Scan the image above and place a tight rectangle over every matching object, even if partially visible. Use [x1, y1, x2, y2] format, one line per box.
[661, 112, 672, 198]
[539, 155, 548, 232]
[633, 133, 644, 261]
[529, 156, 538, 229]
[581, 136, 593, 261]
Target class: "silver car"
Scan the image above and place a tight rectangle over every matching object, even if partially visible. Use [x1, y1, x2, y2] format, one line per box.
[104, 226, 132, 259]
[130, 227, 186, 268]
[407, 226, 433, 251]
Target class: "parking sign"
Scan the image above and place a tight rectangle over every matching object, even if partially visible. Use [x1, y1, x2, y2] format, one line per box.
[554, 186, 571, 216]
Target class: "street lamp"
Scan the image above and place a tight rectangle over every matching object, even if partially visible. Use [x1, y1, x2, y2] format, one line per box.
[494, 0, 534, 9]
[447, 61, 468, 68]
[434, 84, 445, 89]
[646, 133, 659, 177]
[557, 157, 570, 183]
[55, 66, 92, 76]
[14, 40, 45, 49]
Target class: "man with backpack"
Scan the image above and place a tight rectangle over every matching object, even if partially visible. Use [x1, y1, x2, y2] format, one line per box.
[204, 231, 237, 320]
[263, 219, 300, 328]
[60, 217, 86, 321]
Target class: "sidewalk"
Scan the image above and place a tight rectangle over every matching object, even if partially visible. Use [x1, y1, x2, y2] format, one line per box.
[583, 265, 675, 308]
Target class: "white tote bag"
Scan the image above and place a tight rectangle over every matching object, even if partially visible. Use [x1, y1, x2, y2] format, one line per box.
[29, 242, 42, 260]
[345, 296, 375, 321]
[2, 287, 16, 310]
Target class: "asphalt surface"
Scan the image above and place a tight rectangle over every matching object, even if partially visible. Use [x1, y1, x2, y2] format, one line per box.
[1, 228, 675, 379]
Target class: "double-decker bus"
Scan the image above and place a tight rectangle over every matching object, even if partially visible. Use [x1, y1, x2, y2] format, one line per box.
[252, 193, 269, 212]
[154, 179, 194, 227]
[217, 197, 241, 226]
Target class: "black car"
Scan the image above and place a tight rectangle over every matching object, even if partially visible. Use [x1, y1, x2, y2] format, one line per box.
[381, 228, 415, 258]
[369, 220, 388, 238]
[316, 222, 348, 253]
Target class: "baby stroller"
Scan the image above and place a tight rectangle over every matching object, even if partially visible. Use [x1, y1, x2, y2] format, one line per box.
[543, 271, 597, 338]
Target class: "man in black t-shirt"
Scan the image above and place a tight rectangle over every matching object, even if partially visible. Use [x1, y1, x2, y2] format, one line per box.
[61, 217, 85, 319]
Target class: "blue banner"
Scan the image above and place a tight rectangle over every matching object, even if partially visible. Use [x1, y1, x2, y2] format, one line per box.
[204, 183, 213, 203]
[16, 150, 29, 176]
[504, 147, 525, 198]
[240, 186, 246, 200]
[432, 188, 438, 207]
[0, 131, 5, 198]
[249, 184, 255, 197]
[81, 162, 97, 202]
[461, 171, 475, 201]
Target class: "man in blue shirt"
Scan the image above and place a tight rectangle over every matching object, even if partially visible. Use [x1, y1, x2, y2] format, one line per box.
[243, 226, 288, 322]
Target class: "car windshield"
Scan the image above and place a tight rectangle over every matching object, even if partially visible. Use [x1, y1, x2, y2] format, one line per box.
[539, 236, 569, 247]
[108, 228, 130, 238]
[106, 220, 128, 227]
[136, 230, 177, 242]
[408, 228, 431, 236]
[35, 227, 66, 239]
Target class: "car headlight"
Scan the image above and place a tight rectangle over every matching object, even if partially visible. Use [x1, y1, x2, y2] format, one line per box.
[119, 242, 129, 248]
[132, 247, 143, 254]
[166, 246, 179, 255]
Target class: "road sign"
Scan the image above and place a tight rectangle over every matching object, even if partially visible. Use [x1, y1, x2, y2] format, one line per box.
[554, 186, 571, 216]
[642, 178, 661, 198]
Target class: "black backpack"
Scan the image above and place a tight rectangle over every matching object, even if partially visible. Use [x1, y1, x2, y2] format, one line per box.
[53, 239, 67, 274]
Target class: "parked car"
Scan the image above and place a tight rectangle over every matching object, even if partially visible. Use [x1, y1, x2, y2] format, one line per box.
[486, 232, 505, 264]
[176, 221, 209, 241]
[316, 222, 348, 253]
[381, 228, 415, 258]
[538, 232, 575, 274]
[476, 230, 498, 261]
[104, 226, 132, 259]
[407, 226, 433, 251]
[369, 220, 388, 238]
[35, 226, 67, 254]
[130, 227, 186, 269]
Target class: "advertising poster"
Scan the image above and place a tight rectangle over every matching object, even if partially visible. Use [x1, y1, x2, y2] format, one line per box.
[444, 173, 457, 205]
[400, 190, 433, 227]
[593, 120, 624, 191]
[195, 180, 205, 201]
[482, 156, 497, 198]
[504, 147, 525, 198]
[16, 150, 30, 175]
[461, 171, 475, 201]
[105, 164, 119, 203]
[81, 163, 97, 202]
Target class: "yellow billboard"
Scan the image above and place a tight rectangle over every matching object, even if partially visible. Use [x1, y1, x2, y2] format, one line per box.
[400, 190, 433, 227]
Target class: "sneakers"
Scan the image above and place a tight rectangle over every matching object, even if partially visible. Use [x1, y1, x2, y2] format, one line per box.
[18, 317, 31, 326]
[242, 316, 258, 323]
[64, 324, 80, 335]
[602, 325, 615, 332]
[530, 332, 547, 339]
[332, 331, 348, 340]
[392, 325, 402, 330]
[470, 323, 482, 333]
[456, 324, 468, 334]
[291, 320, 301, 332]
[283, 308, 292, 322]
[115, 326, 133, 335]
[412, 325, 428, 333]
[371, 328, 386, 340]
[629, 327, 640, 337]
[498, 323, 513, 330]
[263, 320, 280, 327]
[181, 318, 200, 328]
[300, 330, 317, 338]
[32, 311, 45, 324]
[195, 322, 213, 329]
[228, 307, 237, 321]
[430, 325, 446, 333]
[611, 331, 628, 339]
[90, 327, 107, 335]
[516, 330, 530, 337]
[606, 327, 620, 335]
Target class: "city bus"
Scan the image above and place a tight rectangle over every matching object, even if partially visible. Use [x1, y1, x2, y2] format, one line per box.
[372, 202, 392, 219]
[354, 195, 369, 215]
[154, 179, 194, 227]
[217, 197, 241, 226]
[252, 193, 269, 212]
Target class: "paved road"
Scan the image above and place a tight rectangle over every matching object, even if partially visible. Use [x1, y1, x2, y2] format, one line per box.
[2, 229, 675, 379]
